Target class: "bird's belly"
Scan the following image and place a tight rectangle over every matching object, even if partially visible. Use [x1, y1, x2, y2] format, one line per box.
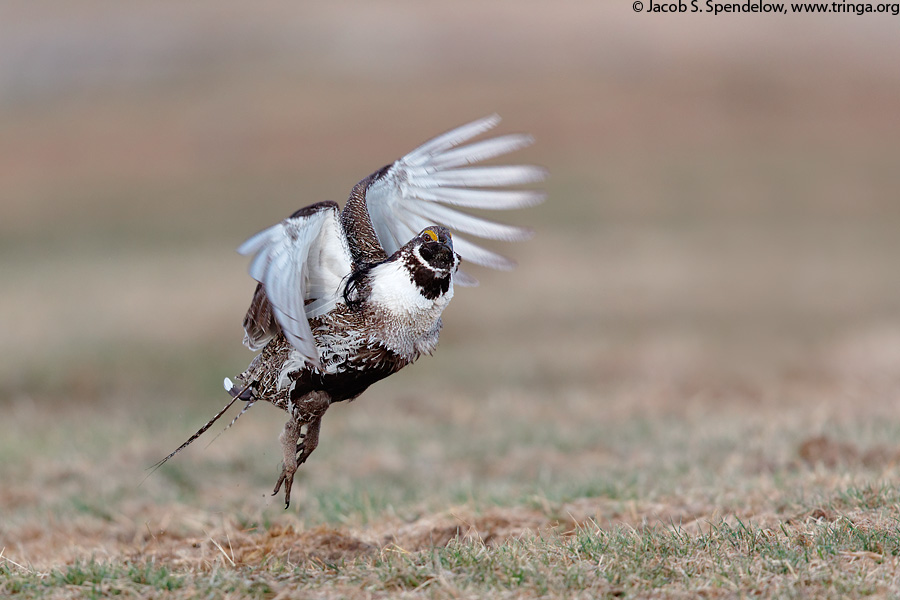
[288, 339, 407, 403]
[265, 301, 443, 407]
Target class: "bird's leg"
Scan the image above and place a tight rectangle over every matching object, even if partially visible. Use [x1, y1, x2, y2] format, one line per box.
[296, 416, 322, 468]
[273, 391, 330, 508]
[273, 418, 303, 508]
[271, 416, 324, 509]
[295, 431, 306, 454]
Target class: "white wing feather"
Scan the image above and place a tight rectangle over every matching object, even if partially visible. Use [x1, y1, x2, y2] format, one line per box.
[365, 114, 546, 285]
[237, 205, 351, 366]
[235, 116, 542, 362]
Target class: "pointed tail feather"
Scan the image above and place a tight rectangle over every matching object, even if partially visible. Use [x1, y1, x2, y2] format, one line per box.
[205, 398, 257, 449]
[141, 380, 254, 485]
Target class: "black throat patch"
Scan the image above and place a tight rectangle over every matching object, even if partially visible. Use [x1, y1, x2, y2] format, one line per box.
[406, 255, 451, 300]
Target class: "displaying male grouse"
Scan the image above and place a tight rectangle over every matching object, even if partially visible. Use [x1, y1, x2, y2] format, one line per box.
[156, 115, 545, 507]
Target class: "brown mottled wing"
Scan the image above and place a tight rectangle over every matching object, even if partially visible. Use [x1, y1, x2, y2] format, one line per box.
[340, 169, 391, 268]
[242, 282, 278, 351]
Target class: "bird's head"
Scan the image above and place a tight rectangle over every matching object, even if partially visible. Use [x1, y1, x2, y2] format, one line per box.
[412, 226, 458, 275]
[381, 225, 458, 302]
[344, 226, 460, 309]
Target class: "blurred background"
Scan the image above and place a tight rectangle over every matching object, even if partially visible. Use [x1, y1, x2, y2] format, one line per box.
[3, 0, 900, 542]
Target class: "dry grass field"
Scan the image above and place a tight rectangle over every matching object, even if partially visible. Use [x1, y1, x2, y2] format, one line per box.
[3, 2, 900, 598]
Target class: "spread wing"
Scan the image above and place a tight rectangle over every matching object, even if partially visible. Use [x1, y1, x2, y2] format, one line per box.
[363, 114, 546, 285]
[237, 201, 352, 366]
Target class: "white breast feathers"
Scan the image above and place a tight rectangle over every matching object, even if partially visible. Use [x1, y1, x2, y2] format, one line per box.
[366, 260, 454, 354]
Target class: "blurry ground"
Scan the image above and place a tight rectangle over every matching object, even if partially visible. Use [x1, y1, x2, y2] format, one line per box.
[2, 1, 900, 597]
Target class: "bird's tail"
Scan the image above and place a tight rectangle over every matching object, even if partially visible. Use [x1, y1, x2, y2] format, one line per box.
[224, 376, 256, 400]
[141, 378, 256, 484]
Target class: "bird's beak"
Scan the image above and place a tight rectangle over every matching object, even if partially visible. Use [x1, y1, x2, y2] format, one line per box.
[432, 243, 454, 269]
[421, 239, 455, 271]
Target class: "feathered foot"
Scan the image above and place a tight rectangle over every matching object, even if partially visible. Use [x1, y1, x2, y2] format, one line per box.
[272, 416, 322, 508]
